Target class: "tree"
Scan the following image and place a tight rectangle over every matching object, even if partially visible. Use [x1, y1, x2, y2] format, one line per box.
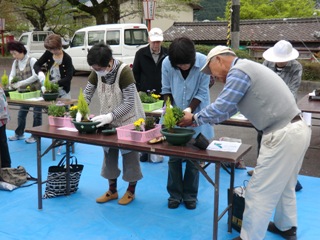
[225, 0, 316, 20]
[66, 0, 120, 24]
[7, 0, 78, 36]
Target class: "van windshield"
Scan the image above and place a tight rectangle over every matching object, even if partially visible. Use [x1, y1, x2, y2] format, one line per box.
[124, 29, 148, 45]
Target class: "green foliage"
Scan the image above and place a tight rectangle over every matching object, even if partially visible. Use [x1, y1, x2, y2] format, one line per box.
[139, 91, 158, 103]
[1, 70, 8, 88]
[77, 88, 90, 121]
[225, 0, 316, 20]
[163, 98, 176, 131]
[145, 116, 156, 131]
[301, 61, 320, 82]
[163, 98, 184, 131]
[172, 107, 184, 123]
[44, 72, 59, 93]
[48, 104, 66, 117]
[10, 76, 20, 84]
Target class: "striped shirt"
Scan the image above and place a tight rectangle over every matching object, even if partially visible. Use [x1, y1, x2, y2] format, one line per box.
[196, 58, 251, 125]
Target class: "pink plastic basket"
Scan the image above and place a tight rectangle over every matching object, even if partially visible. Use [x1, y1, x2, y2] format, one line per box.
[116, 124, 162, 142]
[48, 116, 74, 128]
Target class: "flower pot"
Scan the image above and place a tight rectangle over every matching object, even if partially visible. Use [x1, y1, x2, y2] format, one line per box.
[48, 116, 74, 128]
[160, 128, 196, 146]
[71, 120, 100, 134]
[42, 92, 59, 101]
[116, 124, 162, 142]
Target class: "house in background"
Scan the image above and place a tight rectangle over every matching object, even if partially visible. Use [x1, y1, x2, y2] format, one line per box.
[163, 18, 320, 60]
[120, 0, 201, 32]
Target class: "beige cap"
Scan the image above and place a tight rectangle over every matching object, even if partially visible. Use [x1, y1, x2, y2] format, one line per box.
[200, 46, 236, 74]
[149, 28, 163, 42]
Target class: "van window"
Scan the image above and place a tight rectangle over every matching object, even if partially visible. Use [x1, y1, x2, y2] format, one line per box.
[106, 30, 120, 45]
[88, 31, 104, 46]
[70, 32, 85, 47]
[32, 33, 49, 42]
[20, 35, 28, 45]
[124, 29, 148, 45]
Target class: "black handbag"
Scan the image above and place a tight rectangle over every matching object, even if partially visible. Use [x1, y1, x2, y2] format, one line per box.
[43, 155, 84, 199]
[229, 180, 248, 232]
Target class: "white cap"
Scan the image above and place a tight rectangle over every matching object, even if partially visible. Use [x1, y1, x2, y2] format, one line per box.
[149, 28, 163, 42]
[200, 46, 236, 74]
[263, 40, 299, 63]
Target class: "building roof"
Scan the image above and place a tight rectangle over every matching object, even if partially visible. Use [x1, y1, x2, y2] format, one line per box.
[163, 18, 320, 47]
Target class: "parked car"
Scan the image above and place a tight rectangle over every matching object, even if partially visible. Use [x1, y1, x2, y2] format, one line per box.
[65, 23, 149, 72]
[18, 31, 69, 59]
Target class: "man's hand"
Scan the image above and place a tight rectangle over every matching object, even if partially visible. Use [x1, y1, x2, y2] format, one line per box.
[91, 113, 113, 127]
[178, 111, 194, 127]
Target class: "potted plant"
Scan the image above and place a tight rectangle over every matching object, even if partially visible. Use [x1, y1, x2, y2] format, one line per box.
[1, 70, 15, 96]
[42, 72, 59, 101]
[47, 104, 68, 127]
[116, 116, 161, 142]
[71, 88, 99, 133]
[139, 89, 163, 112]
[160, 98, 195, 146]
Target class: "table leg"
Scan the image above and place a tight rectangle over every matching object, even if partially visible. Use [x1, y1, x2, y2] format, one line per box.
[65, 141, 71, 195]
[36, 136, 43, 210]
[228, 163, 235, 232]
[213, 162, 220, 240]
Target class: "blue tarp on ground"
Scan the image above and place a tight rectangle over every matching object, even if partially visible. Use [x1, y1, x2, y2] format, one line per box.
[1, 130, 319, 240]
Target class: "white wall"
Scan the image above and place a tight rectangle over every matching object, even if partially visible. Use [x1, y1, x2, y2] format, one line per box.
[120, 0, 194, 32]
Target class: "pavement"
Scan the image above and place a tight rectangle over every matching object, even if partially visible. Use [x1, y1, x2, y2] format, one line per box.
[1, 57, 319, 177]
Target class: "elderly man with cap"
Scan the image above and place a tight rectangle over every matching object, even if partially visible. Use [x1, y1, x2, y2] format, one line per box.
[179, 45, 311, 240]
[132, 27, 168, 162]
[248, 40, 304, 192]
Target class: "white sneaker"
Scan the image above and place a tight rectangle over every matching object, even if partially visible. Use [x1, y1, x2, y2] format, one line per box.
[25, 136, 37, 144]
[8, 134, 25, 141]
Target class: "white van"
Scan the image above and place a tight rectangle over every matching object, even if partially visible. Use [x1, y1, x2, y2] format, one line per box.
[65, 23, 149, 72]
[18, 31, 53, 59]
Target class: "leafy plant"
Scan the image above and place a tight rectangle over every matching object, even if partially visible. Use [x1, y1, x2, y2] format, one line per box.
[77, 88, 90, 121]
[68, 105, 78, 119]
[48, 104, 66, 117]
[139, 90, 161, 103]
[145, 116, 156, 131]
[1, 70, 9, 89]
[134, 118, 145, 131]
[43, 72, 59, 93]
[10, 76, 20, 84]
[163, 97, 184, 132]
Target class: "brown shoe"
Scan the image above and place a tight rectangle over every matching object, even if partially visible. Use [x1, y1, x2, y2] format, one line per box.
[247, 170, 254, 176]
[118, 191, 135, 205]
[96, 191, 118, 203]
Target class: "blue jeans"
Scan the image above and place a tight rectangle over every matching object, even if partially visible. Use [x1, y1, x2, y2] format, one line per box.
[167, 157, 199, 202]
[15, 106, 42, 136]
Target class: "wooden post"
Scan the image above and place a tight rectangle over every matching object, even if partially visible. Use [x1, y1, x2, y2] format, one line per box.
[231, 0, 240, 50]
[1, 30, 4, 56]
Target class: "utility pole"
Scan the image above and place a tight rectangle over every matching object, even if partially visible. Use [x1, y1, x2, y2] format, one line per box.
[231, 0, 240, 50]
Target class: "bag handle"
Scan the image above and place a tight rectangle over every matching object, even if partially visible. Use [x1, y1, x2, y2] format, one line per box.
[57, 155, 78, 167]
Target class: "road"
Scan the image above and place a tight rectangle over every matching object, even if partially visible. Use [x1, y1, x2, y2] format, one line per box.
[2, 60, 319, 177]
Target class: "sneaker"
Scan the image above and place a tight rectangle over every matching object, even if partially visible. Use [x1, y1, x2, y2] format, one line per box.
[25, 136, 37, 144]
[8, 134, 25, 141]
